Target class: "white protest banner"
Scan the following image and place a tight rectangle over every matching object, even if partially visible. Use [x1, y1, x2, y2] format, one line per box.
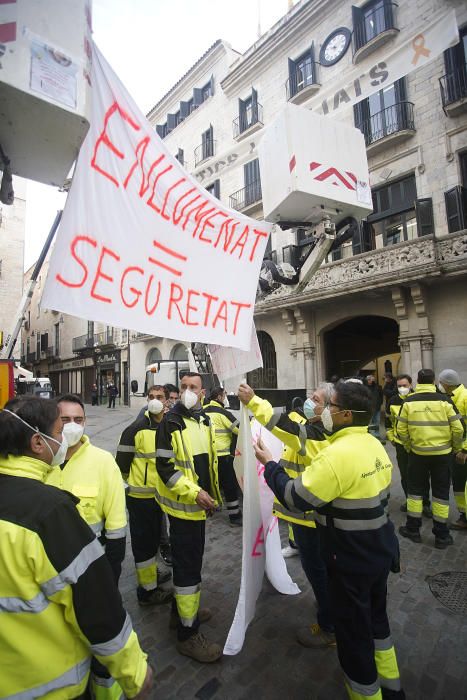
[208, 324, 263, 381]
[310, 8, 459, 118]
[224, 409, 300, 655]
[41, 45, 272, 351]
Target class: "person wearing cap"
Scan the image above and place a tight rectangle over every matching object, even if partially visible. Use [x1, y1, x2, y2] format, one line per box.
[398, 368, 464, 549]
[204, 386, 242, 526]
[438, 369, 467, 530]
[0, 396, 153, 699]
[115, 385, 173, 606]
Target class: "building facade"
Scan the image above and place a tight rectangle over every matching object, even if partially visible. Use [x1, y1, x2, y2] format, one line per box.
[0, 176, 26, 355]
[145, 0, 467, 392]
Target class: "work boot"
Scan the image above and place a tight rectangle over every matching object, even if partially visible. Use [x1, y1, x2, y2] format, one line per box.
[435, 534, 454, 550]
[138, 587, 173, 606]
[398, 526, 422, 543]
[422, 505, 433, 518]
[281, 545, 299, 558]
[169, 607, 212, 630]
[450, 515, 467, 531]
[229, 513, 243, 528]
[160, 544, 173, 566]
[176, 631, 222, 663]
[296, 623, 336, 649]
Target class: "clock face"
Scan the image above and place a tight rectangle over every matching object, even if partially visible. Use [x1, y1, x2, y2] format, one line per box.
[320, 27, 351, 67]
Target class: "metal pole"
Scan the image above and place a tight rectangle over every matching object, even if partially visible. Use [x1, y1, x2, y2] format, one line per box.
[127, 330, 131, 408]
[1, 210, 63, 360]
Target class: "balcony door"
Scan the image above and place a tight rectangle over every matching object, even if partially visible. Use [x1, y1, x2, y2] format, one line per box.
[443, 27, 467, 104]
[244, 159, 260, 207]
[355, 78, 405, 144]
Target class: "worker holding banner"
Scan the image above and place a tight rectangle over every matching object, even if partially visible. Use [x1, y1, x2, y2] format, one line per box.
[204, 386, 242, 527]
[238, 382, 335, 647]
[155, 372, 223, 663]
[253, 380, 404, 700]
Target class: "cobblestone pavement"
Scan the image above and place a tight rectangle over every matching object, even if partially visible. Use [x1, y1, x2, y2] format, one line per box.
[85, 404, 467, 700]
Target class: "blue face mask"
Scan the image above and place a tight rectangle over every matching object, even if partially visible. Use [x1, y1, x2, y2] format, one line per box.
[303, 398, 317, 419]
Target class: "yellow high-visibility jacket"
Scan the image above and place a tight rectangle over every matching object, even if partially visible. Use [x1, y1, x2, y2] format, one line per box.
[47, 434, 126, 540]
[396, 384, 464, 455]
[0, 454, 147, 699]
[247, 394, 330, 526]
[116, 412, 161, 498]
[155, 403, 221, 520]
[386, 391, 413, 444]
[203, 400, 239, 456]
[451, 383, 467, 451]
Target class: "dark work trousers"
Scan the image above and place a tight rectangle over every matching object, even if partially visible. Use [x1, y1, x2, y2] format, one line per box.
[218, 455, 241, 517]
[108, 395, 116, 408]
[169, 516, 205, 641]
[406, 452, 451, 538]
[328, 566, 405, 699]
[395, 443, 431, 507]
[160, 512, 170, 547]
[126, 495, 162, 590]
[291, 522, 333, 632]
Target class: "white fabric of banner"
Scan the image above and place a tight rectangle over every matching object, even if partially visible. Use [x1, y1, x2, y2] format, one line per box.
[224, 409, 300, 656]
[41, 44, 272, 351]
[209, 324, 263, 381]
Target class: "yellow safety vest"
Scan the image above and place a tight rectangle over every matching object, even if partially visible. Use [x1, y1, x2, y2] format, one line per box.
[451, 383, 467, 451]
[116, 413, 160, 498]
[204, 400, 239, 456]
[386, 391, 413, 445]
[47, 435, 127, 539]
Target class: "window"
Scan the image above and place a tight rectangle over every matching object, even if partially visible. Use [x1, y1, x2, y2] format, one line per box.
[54, 323, 60, 356]
[247, 332, 277, 389]
[354, 78, 413, 146]
[238, 88, 259, 134]
[441, 27, 467, 107]
[175, 148, 184, 165]
[352, 0, 396, 53]
[201, 125, 214, 161]
[367, 176, 421, 245]
[287, 46, 316, 98]
[202, 80, 212, 101]
[205, 180, 220, 199]
[244, 159, 261, 206]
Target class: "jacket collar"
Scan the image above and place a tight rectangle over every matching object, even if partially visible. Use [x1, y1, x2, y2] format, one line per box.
[415, 383, 437, 394]
[0, 453, 55, 482]
[452, 384, 465, 401]
[169, 401, 209, 425]
[326, 426, 369, 443]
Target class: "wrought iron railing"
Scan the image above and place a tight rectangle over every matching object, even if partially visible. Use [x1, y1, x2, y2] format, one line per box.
[356, 101, 414, 146]
[233, 103, 263, 138]
[194, 139, 216, 166]
[286, 59, 318, 100]
[73, 332, 115, 353]
[439, 67, 467, 109]
[27, 352, 36, 363]
[229, 180, 262, 211]
[353, 1, 397, 54]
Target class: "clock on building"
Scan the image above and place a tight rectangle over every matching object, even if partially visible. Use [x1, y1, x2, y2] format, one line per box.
[319, 27, 352, 67]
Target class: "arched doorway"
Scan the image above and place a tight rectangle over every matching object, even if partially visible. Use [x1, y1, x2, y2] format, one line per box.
[170, 344, 189, 361]
[247, 331, 277, 388]
[146, 347, 162, 366]
[324, 316, 399, 380]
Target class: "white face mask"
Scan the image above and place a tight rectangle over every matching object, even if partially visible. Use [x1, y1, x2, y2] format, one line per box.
[398, 387, 410, 396]
[41, 433, 69, 466]
[223, 396, 230, 408]
[62, 422, 84, 447]
[181, 388, 199, 410]
[320, 406, 334, 432]
[148, 398, 164, 415]
[438, 384, 446, 393]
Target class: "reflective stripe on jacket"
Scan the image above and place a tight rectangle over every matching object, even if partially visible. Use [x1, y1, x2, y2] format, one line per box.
[265, 426, 398, 574]
[154, 404, 221, 521]
[0, 455, 147, 699]
[46, 435, 127, 539]
[451, 384, 467, 451]
[396, 384, 464, 455]
[386, 392, 413, 444]
[203, 400, 239, 456]
[116, 413, 160, 499]
[247, 395, 330, 527]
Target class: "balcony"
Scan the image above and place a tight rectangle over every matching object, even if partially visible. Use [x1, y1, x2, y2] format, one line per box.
[26, 352, 36, 364]
[72, 331, 115, 353]
[356, 101, 415, 155]
[46, 346, 56, 358]
[95, 331, 115, 349]
[233, 104, 264, 140]
[439, 67, 467, 117]
[353, 2, 398, 64]
[72, 334, 94, 353]
[286, 60, 320, 104]
[229, 180, 262, 214]
[194, 140, 216, 167]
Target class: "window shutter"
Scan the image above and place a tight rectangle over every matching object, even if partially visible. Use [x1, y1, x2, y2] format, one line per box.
[288, 57, 297, 97]
[214, 179, 220, 199]
[251, 88, 259, 123]
[352, 5, 364, 50]
[361, 220, 375, 251]
[167, 114, 177, 132]
[309, 43, 316, 83]
[180, 101, 191, 119]
[445, 186, 467, 233]
[209, 74, 215, 96]
[415, 198, 434, 236]
[155, 124, 166, 139]
[193, 87, 204, 107]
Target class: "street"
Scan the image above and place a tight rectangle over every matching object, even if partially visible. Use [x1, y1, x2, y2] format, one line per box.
[86, 404, 467, 700]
